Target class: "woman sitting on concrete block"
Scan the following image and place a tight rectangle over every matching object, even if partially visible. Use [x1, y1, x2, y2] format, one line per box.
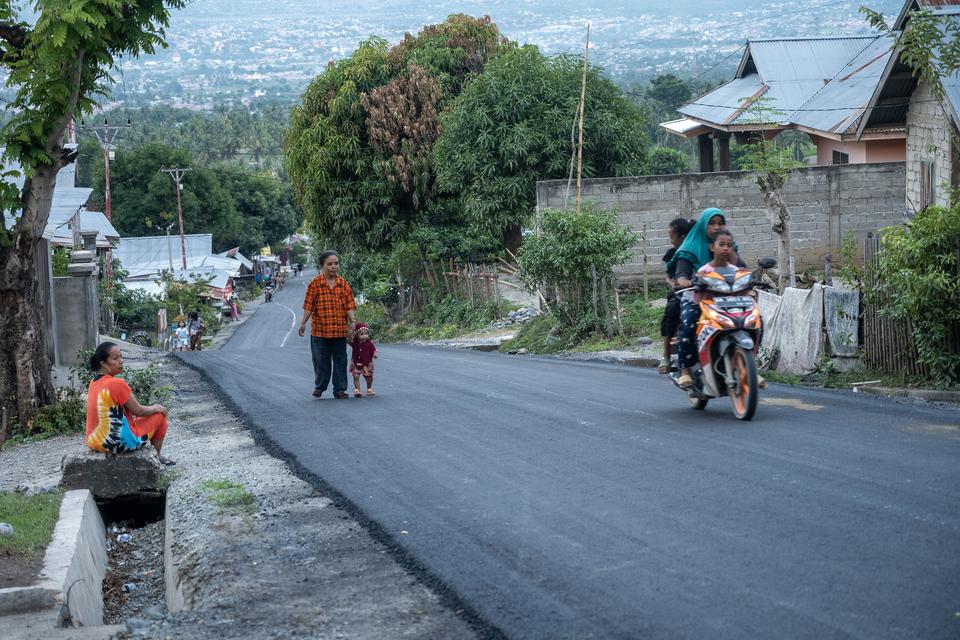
[85, 342, 175, 466]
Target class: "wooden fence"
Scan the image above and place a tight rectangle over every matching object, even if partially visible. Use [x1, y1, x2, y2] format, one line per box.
[862, 233, 960, 377]
[392, 260, 503, 318]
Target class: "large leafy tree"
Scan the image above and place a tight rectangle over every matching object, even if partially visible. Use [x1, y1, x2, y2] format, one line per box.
[285, 37, 396, 247]
[285, 15, 506, 251]
[433, 46, 649, 251]
[91, 144, 243, 252]
[212, 167, 301, 254]
[0, 0, 185, 429]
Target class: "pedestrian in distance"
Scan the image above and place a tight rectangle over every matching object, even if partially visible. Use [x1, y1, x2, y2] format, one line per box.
[175, 319, 189, 352]
[350, 322, 378, 397]
[298, 250, 357, 399]
[188, 311, 204, 351]
[85, 341, 175, 466]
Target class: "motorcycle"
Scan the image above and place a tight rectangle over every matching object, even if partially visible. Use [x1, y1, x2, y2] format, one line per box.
[264, 285, 274, 303]
[670, 257, 775, 420]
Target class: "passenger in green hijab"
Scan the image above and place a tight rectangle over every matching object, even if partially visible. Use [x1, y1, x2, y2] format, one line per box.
[669, 207, 727, 273]
[670, 207, 729, 388]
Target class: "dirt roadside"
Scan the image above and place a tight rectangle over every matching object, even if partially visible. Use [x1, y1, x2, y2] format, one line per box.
[0, 341, 491, 639]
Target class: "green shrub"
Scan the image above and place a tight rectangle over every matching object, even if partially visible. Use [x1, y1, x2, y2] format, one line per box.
[873, 205, 960, 385]
[24, 388, 85, 439]
[647, 146, 687, 175]
[355, 302, 392, 339]
[518, 204, 638, 330]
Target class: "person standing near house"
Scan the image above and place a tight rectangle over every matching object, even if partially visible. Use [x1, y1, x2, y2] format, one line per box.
[188, 311, 204, 351]
[298, 251, 357, 399]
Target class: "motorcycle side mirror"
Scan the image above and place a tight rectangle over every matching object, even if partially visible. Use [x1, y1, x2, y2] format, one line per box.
[758, 257, 777, 269]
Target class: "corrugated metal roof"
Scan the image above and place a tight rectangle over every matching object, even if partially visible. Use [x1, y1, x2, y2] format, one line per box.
[113, 234, 213, 274]
[675, 36, 893, 136]
[679, 75, 767, 126]
[790, 37, 893, 133]
[895, 0, 960, 30]
[46, 210, 119, 248]
[747, 37, 879, 83]
[216, 248, 253, 270]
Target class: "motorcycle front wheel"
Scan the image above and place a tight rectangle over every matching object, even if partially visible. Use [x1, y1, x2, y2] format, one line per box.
[728, 346, 758, 420]
[688, 394, 708, 410]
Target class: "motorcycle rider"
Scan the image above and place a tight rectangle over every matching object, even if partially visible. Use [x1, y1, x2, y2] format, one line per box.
[669, 208, 744, 389]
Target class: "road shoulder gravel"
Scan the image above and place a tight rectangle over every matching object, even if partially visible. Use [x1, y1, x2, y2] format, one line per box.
[120, 358, 480, 639]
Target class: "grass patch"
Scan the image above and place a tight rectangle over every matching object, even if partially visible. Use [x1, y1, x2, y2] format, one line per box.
[359, 295, 513, 343]
[200, 479, 256, 515]
[0, 490, 63, 560]
[501, 292, 665, 355]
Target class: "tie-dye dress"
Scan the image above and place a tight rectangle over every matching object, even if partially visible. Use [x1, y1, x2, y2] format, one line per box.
[85, 375, 167, 453]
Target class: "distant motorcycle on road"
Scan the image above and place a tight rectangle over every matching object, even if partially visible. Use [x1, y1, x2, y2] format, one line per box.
[264, 285, 274, 303]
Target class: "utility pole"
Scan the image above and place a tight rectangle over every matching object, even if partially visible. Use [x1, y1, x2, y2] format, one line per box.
[91, 121, 128, 329]
[160, 167, 192, 270]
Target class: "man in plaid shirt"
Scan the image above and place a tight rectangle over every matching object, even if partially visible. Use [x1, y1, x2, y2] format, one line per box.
[298, 250, 357, 399]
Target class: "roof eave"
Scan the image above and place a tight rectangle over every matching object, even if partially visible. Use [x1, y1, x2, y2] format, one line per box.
[856, 46, 903, 140]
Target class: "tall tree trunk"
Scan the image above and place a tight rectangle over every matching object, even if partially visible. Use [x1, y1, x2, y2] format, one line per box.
[756, 171, 793, 292]
[0, 163, 62, 430]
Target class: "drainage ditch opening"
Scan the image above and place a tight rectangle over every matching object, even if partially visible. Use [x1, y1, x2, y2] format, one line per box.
[97, 491, 168, 625]
[96, 491, 166, 529]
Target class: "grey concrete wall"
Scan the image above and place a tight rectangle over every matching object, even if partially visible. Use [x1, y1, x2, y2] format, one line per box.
[536, 162, 907, 283]
[53, 274, 99, 366]
[906, 78, 954, 211]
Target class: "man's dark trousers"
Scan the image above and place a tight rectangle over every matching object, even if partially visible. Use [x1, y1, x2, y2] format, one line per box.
[311, 336, 347, 393]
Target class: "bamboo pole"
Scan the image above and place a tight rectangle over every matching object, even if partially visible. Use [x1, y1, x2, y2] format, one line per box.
[642, 223, 649, 303]
[492, 265, 502, 315]
[575, 22, 590, 214]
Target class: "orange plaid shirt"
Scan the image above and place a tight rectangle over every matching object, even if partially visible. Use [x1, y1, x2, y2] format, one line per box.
[303, 275, 357, 338]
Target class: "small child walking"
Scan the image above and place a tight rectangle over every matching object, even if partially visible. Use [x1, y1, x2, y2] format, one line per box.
[658, 217, 694, 374]
[175, 320, 189, 352]
[350, 322, 378, 397]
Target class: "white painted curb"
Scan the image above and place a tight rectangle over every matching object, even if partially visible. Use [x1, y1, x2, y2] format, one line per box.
[0, 490, 106, 626]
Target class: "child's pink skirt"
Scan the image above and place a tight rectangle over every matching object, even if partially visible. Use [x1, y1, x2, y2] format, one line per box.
[350, 361, 374, 377]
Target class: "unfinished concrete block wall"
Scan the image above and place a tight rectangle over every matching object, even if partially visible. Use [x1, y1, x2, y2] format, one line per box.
[536, 162, 906, 285]
[906, 78, 954, 211]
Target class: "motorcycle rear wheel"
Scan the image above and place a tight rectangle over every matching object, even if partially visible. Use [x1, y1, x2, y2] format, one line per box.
[728, 347, 758, 420]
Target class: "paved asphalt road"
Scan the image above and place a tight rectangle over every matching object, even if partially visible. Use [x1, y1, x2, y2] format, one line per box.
[181, 273, 960, 640]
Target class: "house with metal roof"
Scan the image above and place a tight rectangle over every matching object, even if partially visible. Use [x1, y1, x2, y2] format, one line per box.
[857, 0, 960, 211]
[662, 36, 905, 172]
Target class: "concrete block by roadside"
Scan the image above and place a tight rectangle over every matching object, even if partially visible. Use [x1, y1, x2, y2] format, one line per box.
[0, 490, 107, 627]
[61, 448, 164, 499]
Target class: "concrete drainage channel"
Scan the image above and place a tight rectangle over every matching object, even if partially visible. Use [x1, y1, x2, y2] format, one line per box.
[0, 451, 169, 638]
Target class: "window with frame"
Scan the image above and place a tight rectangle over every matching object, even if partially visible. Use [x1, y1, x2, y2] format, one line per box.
[832, 150, 849, 165]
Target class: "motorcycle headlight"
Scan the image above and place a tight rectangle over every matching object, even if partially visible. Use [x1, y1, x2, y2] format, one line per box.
[707, 280, 731, 294]
[733, 274, 752, 292]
